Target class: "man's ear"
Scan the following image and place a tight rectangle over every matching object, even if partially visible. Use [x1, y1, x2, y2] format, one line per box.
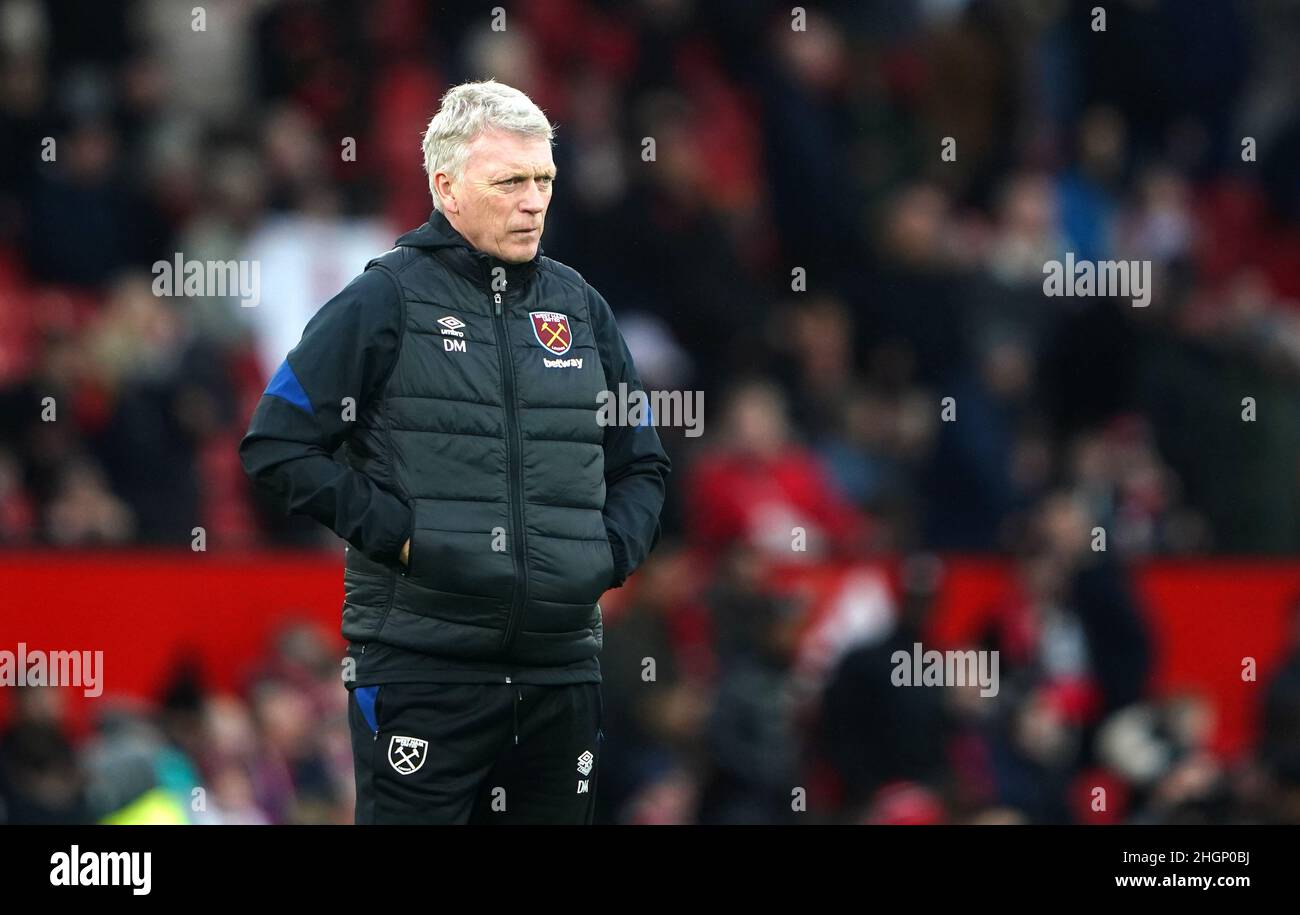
[434, 172, 458, 215]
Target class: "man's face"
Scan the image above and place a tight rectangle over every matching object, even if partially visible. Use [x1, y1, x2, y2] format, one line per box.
[438, 130, 555, 263]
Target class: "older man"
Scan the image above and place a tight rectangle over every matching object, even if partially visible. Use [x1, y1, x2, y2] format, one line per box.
[239, 80, 671, 824]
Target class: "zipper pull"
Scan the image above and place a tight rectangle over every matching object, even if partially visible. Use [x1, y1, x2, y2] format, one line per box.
[494, 292, 502, 315]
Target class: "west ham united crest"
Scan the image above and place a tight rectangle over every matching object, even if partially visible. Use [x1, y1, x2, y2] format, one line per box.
[388, 735, 429, 775]
[530, 311, 572, 355]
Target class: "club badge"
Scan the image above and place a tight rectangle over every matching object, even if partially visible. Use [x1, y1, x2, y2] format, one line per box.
[530, 311, 572, 355]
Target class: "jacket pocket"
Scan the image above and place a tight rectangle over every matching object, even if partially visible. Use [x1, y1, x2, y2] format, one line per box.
[401, 501, 433, 582]
[572, 537, 616, 605]
[600, 536, 617, 593]
[405, 526, 516, 600]
[405, 526, 433, 583]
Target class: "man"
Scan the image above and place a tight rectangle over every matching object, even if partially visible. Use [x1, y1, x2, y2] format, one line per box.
[239, 80, 671, 824]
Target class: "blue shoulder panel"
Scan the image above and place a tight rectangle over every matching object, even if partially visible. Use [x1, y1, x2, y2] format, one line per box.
[264, 359, 314, 415]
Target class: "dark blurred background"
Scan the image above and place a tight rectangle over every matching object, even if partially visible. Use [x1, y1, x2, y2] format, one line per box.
[2, 0, 1300, 824]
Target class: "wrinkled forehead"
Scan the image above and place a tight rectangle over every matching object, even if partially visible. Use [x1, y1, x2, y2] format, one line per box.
[465, 129, 555, 177]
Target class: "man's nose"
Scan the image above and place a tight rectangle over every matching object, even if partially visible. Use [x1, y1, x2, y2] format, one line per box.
[520, 181, 547, 213]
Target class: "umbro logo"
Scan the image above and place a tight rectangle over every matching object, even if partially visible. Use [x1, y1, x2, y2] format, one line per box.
[438, 314, 467, 352]
[577, 747, 593, 794]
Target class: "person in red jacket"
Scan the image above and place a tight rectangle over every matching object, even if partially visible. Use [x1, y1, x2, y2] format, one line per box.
[686, 379, 867, 564]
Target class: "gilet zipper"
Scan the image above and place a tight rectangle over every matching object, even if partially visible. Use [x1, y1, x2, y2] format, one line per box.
[491, 277, 529, 653]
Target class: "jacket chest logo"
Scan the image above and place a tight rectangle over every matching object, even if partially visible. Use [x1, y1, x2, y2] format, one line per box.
[529, 311, 572, 354]
[439, 314, 467, 352]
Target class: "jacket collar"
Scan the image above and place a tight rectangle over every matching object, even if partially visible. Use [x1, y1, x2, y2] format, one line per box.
[395, 209, 543, 289]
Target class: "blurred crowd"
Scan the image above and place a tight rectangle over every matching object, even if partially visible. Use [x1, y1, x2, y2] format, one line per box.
[2, 0, 1299, 553]
[3, 0, 1300, 823]
[1, 625, 356, 824]
[5, 568, 1300, 824]
[597, 538, 1300, 824]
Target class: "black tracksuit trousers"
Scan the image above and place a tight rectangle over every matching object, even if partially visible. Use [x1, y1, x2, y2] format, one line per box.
[348, 682, 604, 824]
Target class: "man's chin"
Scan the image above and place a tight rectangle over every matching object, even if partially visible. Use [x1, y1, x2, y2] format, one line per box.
[498, 230, 541, 262]
[501, 242, 539, 263]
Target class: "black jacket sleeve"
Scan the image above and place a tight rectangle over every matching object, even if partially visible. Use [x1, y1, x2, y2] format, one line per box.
[238, 267, 412, 564]
[588, 285, 672, 586]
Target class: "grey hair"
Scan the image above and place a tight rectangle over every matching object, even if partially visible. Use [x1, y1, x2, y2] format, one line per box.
[422, 79, 555, 211]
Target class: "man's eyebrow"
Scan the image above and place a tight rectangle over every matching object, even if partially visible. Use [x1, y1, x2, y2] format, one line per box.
[491, 167, 557, 181]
